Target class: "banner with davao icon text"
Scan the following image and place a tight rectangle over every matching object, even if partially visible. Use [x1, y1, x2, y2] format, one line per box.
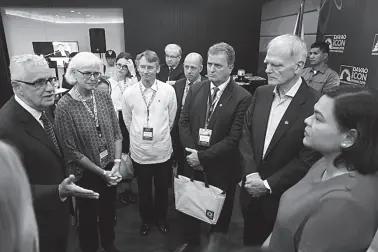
[317, 0, 378, 89]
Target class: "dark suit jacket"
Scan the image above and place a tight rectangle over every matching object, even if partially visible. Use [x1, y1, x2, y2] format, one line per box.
[171, 76, 207, 159]
[239, 79, 322, 210]
[179, 79, 252, 190]
[54, 50, 70, 57]
[158, 63, 185, 82]
[0, 97, 70, 252]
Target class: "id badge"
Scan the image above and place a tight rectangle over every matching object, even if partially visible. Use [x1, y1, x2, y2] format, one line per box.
[143, 127, 153, 141]
[198, 128, 212, 147]
[99, 145, 108, 163]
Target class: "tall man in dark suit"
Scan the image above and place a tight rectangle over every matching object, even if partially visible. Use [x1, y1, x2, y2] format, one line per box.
[172, 52, 206, 175]
[158, 44, 185, 84]
[176, 42, 252, 251]
[0, 54, 99, 252]
[239, 34, 322, 246]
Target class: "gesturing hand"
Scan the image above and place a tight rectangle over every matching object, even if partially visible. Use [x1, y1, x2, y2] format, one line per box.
[59, 175, 99, 199]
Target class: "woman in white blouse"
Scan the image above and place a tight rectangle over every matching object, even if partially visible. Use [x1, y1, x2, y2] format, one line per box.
[108, 52, 138, 206]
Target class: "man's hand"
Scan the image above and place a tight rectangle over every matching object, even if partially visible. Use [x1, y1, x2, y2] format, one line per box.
[185, 147, 200, 167]
[244, 177, 268, 197]
[193, 165, 204, 171]
[59, 175, 99, 199]
[110, 164, 122, 184]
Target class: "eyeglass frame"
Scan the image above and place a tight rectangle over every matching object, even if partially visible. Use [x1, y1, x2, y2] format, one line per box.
[14, 77, 57, 89]
[76, 69, 102, 79]
[165, 54, 180, 59]
[116, 63, 129, 71]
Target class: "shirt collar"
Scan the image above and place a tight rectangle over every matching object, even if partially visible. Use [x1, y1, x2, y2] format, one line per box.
[140, 80, 158, 92]
[186, 75, 202, 85]
[210, 76, 230, 93]
[273, 77, 302, 98]
[14, 94, 43, 121]
[312, 64, 328, 74]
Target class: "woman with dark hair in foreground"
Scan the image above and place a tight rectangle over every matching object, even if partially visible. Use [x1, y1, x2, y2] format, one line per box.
[267, 85, 378, 252]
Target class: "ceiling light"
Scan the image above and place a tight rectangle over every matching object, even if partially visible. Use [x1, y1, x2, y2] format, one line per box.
[56, 15, 58, 17]
[71, 10, 74, 13]
[78, 12, 81, 14]
[86, 15, 90, 17]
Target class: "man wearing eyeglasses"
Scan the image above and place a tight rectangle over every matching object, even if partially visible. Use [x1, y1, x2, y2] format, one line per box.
[157, 44, 185, 85]
[0, 54, 100, 252]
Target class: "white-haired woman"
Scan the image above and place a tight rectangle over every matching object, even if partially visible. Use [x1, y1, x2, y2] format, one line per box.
[0, 141, 39, 252]
[55, 52, 122, 252]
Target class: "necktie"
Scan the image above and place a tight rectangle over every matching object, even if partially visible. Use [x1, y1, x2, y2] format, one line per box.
[182, 82, 193, 107]
[168, 67, 173, 81]
[40, 111, 61, 154]
[208, 86, 220, 116]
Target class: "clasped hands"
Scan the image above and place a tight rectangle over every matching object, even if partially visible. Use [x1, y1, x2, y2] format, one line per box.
[103, 163, 123, 187]
[185, 147, 204, 171]
[243, 173, 268, 198]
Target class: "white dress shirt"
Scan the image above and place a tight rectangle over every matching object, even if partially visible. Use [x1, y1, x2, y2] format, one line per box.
[122, 80, 177, 164]
[15, 95, 43, 128]
[249, 77, 302, 192]
[109, 77, 138, 112]
[210, 76, 230, 109]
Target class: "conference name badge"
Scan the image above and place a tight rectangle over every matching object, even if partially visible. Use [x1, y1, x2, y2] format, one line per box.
[198, 128, 212, 147]
[99, 145, 109, 163]
[143, 127, 153, 141]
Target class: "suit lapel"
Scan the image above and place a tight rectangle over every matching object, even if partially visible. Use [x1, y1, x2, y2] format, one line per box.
[264, 83, 307, 158]
[176, 79, 186, 108]
[195, 81, 211, 128]
[254, 86, 275, 164]
[207, 80, 233, 128]
[13, 99, 62, 158]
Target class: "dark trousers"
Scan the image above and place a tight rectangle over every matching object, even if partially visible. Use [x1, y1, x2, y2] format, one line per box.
[77, 168, 117, 252]
[132, 158, 170, 223]
[241, 190, 279, 246]
[118, 111, 130, 153]
[181, 182, 236, 245]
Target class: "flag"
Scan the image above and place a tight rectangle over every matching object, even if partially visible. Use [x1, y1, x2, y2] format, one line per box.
[293, 0, 306, 40]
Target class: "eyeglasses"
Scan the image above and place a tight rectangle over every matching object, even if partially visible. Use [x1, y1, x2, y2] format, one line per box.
[76, 70, 102, 79]
[166, 55, 180, 59]
[15, 77, 57, 89]
[116, 63, 128, 70]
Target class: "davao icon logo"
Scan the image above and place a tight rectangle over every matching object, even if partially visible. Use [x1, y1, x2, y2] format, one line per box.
[372, 34, 378, 56]
[339, 65, 368, 86]
[324, 35, 346, 53]
[206, 210, 214, 220]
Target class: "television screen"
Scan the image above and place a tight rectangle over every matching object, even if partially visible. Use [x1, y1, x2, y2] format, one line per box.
[52, 41, 79, 57]
[32, 41, 79, 57]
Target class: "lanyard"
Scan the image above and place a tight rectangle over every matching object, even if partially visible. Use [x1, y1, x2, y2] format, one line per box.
[75, 88, 102, 137]
[204, 87, 219, 128]
[139, 82, 158, 127]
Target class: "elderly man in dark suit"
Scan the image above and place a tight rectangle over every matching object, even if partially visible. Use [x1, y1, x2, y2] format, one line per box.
[239, 34, 322, 246]
[175, 42, 252, 251]
[172, 52, 206, 176]
[158, 44, 185, 84]
[0, 54, 99, 252]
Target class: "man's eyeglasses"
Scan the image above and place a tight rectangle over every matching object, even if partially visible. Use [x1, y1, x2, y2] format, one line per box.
[116, 63, 129, 70]
[15, 77, 57, 89]
[76, 70, 102, 79]
[166, 55, 180, 59]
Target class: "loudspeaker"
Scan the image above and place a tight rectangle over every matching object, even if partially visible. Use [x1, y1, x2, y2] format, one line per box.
[89, 28, 106, 53]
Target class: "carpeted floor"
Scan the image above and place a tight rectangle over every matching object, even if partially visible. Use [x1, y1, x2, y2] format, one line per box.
[67, 181, 245, 252]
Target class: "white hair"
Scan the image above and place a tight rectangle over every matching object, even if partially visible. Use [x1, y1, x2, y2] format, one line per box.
[9, 54, 49, 84]
[165, 44, 182, 56]
[267, 34, 308, 63]
[64, 52, 103, 85]
[0, 141, 39, 252]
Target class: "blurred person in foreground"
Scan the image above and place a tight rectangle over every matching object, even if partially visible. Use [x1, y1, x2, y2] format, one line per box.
[0, 141, 39, 252]
[0, 54, 99, 252]
[266, 85, 378, 252]
[55, 52, 123, 252]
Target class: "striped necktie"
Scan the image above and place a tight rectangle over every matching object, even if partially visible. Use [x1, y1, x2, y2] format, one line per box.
[40, 111, 61, 154]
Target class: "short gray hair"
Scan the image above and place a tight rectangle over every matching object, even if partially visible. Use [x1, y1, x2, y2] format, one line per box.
[165, 44, 182, 56]
[65, 52, 103, 85]
[136, 50, 160, 67]
[208, 42, 235, 66]
[9, 54, 49, 85]
[267, 34, 308, 63]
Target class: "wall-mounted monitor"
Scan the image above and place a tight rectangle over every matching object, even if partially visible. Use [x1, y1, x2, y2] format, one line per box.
[32, 41, 79, 57]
